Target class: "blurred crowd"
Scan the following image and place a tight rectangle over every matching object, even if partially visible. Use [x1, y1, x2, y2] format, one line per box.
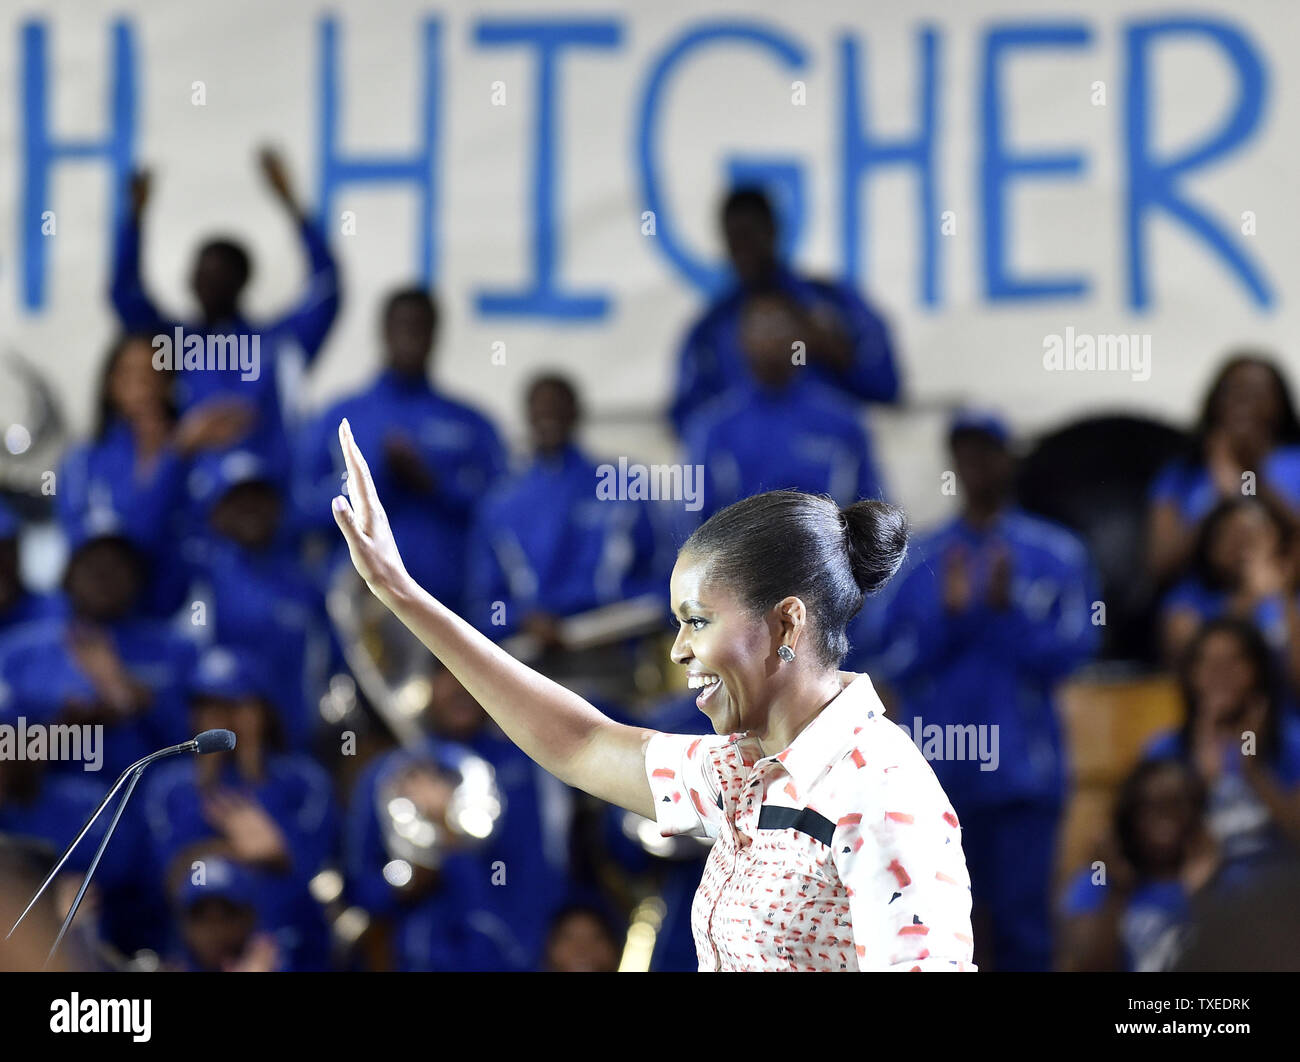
[0, 152, 1297, 972]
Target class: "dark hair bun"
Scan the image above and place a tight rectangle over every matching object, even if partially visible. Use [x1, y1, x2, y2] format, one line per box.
[841, 499, 908, 596]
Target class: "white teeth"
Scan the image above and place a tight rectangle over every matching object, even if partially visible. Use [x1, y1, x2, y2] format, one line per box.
[687, 675, 720, 690]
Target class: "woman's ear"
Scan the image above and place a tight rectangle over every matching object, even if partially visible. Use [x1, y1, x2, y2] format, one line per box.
[774, 596, 807, 653]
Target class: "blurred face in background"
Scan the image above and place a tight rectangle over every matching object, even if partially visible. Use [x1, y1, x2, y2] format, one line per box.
[527, 381, 578, 457]
[108, 338, 169, 425]
[64, 539, 142, 622]
[951, 432, 1014, 514]
[181, 897, 257, 971]
[210, 481, 281, 550]
[384, 299, 436, 377]
[191, 244, 247, 323]
[739, 295, 801, 388]
[1212, 361, 1284, 449]
[724, 206, 777, 287]
[1130, 764, 1202, 876]
[1205, 503, 1281, 588]
[423, 666, 487, 742]
[1188, 629, 1262, 729]
[545, 909, 620, 972]
[193, 695, 266, 764]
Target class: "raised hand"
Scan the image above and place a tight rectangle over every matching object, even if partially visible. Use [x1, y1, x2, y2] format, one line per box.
[332, 418, 412, 603]
[173, 396, 258, 455]
[202, 791, 290, 870]
[941, 544, 973, 614]
[985, 543, 1013, 611]
[257, 146, 300, 216]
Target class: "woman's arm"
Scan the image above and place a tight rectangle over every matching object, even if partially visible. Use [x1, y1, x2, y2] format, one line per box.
[330, 418, 658, 818]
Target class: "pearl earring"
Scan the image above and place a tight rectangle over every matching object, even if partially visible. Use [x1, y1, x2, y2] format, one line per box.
[777, 645, 796, 662]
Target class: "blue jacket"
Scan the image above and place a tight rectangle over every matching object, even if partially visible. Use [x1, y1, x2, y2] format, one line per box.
[855, 509, 1101, 811]
[185, 531, 337, 750]
[298, 371, 507, 609]
[57, 424, 192, 617]
[467, 444, 660, 636]
[142, 754, 339, 971]
[683, 375, 883, 525]
[0, 590, 58, 637]
[0, 612, 198, 778]
[670, 265, 899, 435]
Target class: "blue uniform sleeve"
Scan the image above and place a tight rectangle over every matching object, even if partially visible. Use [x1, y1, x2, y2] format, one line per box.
[465, 498, 515, 636]
[850, 416, 883, 503]
[620, 500, 662, 599]
[862, 547, 979, 684]
[54, 446, 91, 536]
[279, 759, 339, 885]
[682, 413, 724, 526]
[1147, 459, 1190, 505]
[1273, 718, 1300, 788]
[343, 759, 402, 916]
[813, 281, 900, 405]
[268, 215, 341, 367]
[980, 543, 1101, 684]
[109, 216, 168, 332]
[670, 313, 724, 437]
[1059, 867, 1108, 917]
[292, 405, 347, 535]
[432, 417, 508, 516]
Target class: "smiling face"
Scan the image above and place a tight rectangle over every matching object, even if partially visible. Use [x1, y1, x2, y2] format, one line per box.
[668, 551, 779, 736]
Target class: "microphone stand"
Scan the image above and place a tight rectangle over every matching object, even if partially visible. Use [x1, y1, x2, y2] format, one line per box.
[5, 731, 235, 967]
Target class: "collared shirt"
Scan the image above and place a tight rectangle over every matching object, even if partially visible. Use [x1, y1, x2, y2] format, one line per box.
[644, 673, 977, 972]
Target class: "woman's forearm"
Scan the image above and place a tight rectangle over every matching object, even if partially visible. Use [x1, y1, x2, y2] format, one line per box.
[330, 417, 657, 816]
[377, 572, 632, 790]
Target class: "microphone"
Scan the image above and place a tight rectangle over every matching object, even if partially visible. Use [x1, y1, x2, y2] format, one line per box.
[5, 729, 238, 965]
[194, 729, 236, 754]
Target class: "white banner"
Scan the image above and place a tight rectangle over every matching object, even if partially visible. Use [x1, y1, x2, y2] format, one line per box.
[0, 0, 1293, 507]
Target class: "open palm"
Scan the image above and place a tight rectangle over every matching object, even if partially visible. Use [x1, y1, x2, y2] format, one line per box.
[332, 418, 411, 600]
